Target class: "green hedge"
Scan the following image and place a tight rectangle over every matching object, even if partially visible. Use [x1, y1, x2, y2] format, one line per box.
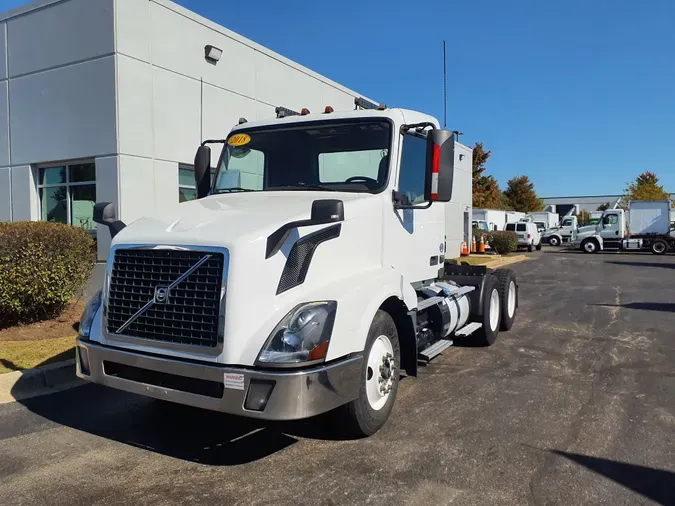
[488, 230, 518, 255]
[0, 222, 95, 328]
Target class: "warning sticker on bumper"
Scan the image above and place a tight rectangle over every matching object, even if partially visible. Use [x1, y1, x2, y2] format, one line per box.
[224, 373, 245, 391]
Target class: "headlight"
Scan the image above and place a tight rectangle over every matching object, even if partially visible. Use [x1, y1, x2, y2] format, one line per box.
[79, 290, 102, 338]
[257, 301, 337, 366]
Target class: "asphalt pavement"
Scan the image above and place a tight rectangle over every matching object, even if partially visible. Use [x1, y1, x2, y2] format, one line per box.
[1, 249, 674, 505]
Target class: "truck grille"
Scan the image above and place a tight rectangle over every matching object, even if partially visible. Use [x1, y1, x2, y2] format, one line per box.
[106, 248, 225, 348]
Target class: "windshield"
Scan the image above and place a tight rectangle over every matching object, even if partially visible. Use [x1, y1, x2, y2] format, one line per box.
[213, 120, 391, 194]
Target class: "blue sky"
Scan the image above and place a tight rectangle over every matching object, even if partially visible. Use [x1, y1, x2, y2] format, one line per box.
[2, 0, 674, 196]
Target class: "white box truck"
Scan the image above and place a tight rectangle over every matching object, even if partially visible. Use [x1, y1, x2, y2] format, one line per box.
[472, 209, 508, 232]
[574, 200, 674, 254]
[527, 212, 559, 233]
[75, 100, 520, 437]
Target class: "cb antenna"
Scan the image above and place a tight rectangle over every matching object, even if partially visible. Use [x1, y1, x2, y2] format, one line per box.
[443, 40, 447, 128]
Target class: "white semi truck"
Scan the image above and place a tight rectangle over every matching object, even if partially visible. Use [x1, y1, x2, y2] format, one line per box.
[574, 200, 675, 254]
[541, 215, 578, 246]
[76, 100, 519, 437]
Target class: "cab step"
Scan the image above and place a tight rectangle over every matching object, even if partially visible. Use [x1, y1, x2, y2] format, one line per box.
[419, 339, 453, 362]
[454, 322, 482, 337]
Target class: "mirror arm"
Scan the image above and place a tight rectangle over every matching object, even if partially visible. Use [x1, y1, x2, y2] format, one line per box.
[392, 190, 433, 210]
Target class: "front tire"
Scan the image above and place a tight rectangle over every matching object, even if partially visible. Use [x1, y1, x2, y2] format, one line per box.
[473, 274, 501, 346]
[582, 238, 599, 253]
[548, 236, 560, 247]
[341, 310, 400, 437]
[495, 269, 518, 331]
[651, 239, 668, 255]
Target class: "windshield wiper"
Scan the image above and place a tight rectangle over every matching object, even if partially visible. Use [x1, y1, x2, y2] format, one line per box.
[268, 183, 337, 191]
[213, 187, 255, 194]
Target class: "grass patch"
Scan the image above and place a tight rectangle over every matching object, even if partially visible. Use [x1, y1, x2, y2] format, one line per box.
[0, 335, 76, 374]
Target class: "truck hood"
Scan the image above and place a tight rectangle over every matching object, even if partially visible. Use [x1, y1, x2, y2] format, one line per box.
[112, 191, 369, 248]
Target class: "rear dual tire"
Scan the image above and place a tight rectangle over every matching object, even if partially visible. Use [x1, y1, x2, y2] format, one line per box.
[495, 269, 518, 331]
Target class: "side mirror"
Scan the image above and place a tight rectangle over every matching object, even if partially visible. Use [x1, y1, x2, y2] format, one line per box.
[93, 202, 126, 239]
[424, 129, 454, 203]
[194, 145, 212, 199]
[310, 199, 344, 223]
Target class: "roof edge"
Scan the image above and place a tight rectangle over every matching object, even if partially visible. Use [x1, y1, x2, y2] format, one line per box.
[0, 0, 64, 23]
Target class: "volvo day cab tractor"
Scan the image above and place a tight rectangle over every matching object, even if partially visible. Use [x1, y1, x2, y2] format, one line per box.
[574, 200, 675, 254]
[76, 99, 520, 437]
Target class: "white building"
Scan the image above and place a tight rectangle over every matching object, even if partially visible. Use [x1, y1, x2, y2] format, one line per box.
[0, 0, 384, 259]
[0, 0, 473, 261]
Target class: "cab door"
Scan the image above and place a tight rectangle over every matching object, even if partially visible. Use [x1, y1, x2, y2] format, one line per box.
[383, 131, 445, 283]
[600, 211, 621, 239]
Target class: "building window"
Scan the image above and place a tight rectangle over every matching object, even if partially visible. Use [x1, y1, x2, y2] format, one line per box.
[179, 164, 217, 201]
[37, 161, 96, 233]
[179, 165, 197, 202]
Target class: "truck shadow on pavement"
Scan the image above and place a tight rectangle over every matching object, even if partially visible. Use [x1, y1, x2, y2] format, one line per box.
[551, 450, 675, 506]
[605, 260, 675, 270]
[591, 302, 675, 313]
[17, 383, 351, 466]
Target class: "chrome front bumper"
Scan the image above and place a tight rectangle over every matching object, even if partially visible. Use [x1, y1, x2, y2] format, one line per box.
[76, 339, 362, 421]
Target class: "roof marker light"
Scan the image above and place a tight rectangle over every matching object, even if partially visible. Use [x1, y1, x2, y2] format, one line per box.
[301, 108, 310, 115]
[324, 106, 334, 113]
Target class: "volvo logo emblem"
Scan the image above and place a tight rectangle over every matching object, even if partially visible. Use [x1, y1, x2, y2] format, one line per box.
[154, 286, 170, 303]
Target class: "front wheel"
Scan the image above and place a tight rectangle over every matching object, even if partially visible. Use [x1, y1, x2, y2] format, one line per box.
[548, 236, 560, 247]
[341, 310, 400, 437]
[651, 239, 668, 255]
[582, 239, 599, 253]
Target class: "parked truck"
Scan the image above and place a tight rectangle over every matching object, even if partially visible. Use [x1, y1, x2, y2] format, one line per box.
[574, 200, 675, 254]
[76, 100, 520, 437]
[527, 212, 559, 233]
[541, 215, 578, 246]
[472, 209, 509, 232]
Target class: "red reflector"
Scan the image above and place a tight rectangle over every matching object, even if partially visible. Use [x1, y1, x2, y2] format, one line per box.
[432, 144, 440, 173]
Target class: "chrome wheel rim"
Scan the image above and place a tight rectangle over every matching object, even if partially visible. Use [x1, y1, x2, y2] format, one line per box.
[365, 335, 395, 411]
[507, 281, 516, 318]
[489, 289, 500, 331]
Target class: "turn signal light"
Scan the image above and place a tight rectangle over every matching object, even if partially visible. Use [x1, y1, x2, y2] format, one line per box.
[308, 341, 329, 361]
[301, 108, 310, 115]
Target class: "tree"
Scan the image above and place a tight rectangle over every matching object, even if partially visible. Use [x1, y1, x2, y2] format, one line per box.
[576, 209, 591, 226]
[472, 142, 501, 209]
[597, 202, 611, 211]
[503, 175, 544, 212]
[624, 171, 671, 203]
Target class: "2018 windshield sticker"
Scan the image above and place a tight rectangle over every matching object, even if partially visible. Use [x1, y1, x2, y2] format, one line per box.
[228, 133, 251, 147]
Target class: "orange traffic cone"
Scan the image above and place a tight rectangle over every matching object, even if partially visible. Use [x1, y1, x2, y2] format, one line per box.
[471, 236, 477, 253]
[478, 235, 485, 254]
[461, 240, 469, 256]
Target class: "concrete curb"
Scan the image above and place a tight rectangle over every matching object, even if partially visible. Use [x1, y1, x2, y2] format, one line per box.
[0, 359, 82, 403]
